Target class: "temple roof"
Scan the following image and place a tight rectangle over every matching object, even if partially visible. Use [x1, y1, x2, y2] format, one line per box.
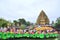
[36, 10, 50, 25]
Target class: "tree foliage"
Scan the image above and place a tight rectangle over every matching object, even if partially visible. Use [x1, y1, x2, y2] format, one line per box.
[13, 20, 18, 26]
[18, 18, 26, 25]
[54, 17, 60, 30]
[26, 21, 30, 26]
[0, 18, 11, 27]
[0, 18, 31, 27]
[56, 17, 60, 24]
[13, 18, 31, 26]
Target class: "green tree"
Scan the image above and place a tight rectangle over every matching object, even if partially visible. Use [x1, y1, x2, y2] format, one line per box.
[54, 17, 60, 27]
[13, 20, 18, 26]
[26, 21, 30, 26]
[13, 18, 31, 27]
[0, 18, 10, 27]
[56, 17, 60, 24]
[54, 17, 60, 30]
[18, 18, 26, 25]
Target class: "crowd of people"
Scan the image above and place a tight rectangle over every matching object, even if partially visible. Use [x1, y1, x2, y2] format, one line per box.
[0, 25, 58, 34]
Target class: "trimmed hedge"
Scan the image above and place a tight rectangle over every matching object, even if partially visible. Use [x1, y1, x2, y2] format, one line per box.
[0, 32, 58, 39]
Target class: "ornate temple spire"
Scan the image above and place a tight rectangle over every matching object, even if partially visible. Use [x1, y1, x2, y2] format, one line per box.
[36, 10, 49, 25]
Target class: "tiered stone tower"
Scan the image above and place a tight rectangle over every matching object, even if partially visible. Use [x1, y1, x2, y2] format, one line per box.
[36, 10, 49, 25]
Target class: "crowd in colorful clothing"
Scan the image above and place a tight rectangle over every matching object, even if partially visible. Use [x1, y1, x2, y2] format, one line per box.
[0, 26, 58, 34]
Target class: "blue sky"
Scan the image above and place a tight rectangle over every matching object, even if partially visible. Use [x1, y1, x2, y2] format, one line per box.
[0, 0, 60, 23]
